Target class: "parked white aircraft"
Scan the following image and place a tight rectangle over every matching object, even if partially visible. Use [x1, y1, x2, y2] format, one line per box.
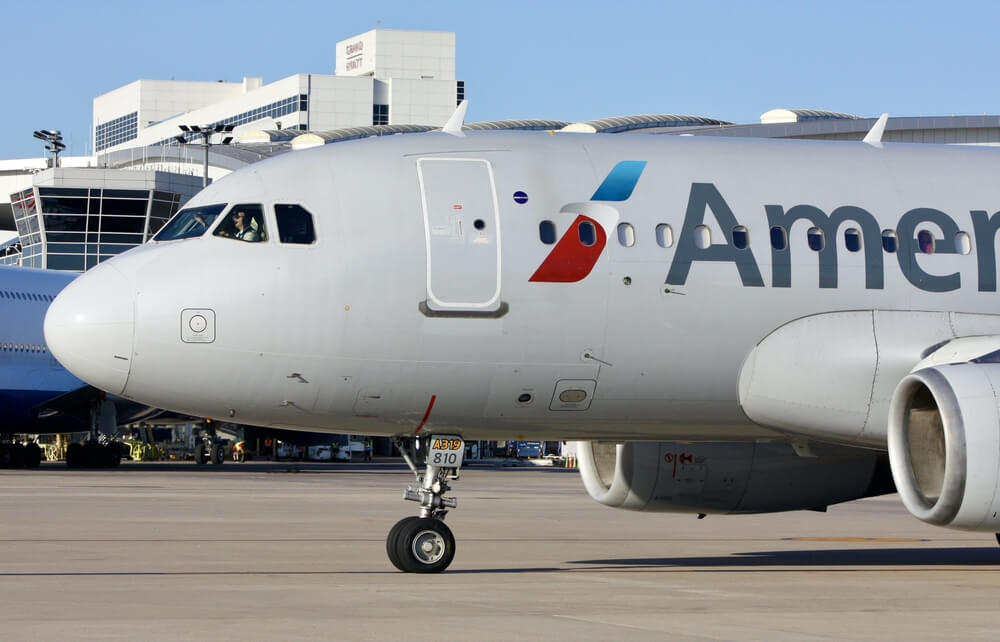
[44, 111, 1000, 572]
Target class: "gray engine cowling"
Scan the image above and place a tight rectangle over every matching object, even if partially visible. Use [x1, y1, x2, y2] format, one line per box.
[888, 362, 1000, 531]
[575, 440, 889, 514]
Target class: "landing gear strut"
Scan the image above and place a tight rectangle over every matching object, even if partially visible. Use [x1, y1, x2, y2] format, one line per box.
[387, 435, 464, 573]
[193, 423, 226, 466]
[66, 397, 122, 468]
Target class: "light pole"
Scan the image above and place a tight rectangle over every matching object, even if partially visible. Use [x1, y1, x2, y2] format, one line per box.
[175, 124, 235, 187]
[33, 129, 65, 167]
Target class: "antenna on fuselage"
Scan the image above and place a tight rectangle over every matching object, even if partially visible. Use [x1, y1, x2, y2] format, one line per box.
[863, 113, 889, 147]
[442, 100, 468, 137]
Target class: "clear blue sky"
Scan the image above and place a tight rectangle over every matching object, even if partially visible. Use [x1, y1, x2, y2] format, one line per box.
[3, 0, 998, 159]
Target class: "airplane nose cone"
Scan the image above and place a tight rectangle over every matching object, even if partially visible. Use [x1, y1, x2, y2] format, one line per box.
[44, 263, 135, 395]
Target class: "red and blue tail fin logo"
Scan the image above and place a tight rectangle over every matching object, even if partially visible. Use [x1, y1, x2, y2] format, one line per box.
[530, 161, 646, 283]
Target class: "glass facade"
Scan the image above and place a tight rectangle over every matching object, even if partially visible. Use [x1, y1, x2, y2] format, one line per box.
[0, 237, 23, 266]
[151, 94, 309, 147]
[4, 186, 183, 271]
[373, 104, 389, 125]
[10, 189, 42, 267]
[95, 111, 139, 152]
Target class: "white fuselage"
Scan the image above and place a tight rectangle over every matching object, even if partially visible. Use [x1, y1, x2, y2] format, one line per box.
[44, 131, 1000, 443]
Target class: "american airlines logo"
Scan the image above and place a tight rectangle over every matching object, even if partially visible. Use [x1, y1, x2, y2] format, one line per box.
[530, 161, 646, 282]
[531, 163, 1000, 293]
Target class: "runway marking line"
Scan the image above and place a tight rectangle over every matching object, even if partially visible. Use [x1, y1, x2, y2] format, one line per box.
[784, 537, 927, 543]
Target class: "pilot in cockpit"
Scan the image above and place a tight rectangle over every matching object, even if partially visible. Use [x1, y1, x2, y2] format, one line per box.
[231, 209, 260, 242]
[211, 205, 266, 242]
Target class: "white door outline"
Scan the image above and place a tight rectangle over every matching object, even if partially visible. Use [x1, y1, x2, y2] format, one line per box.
[417, 157, 502, 311]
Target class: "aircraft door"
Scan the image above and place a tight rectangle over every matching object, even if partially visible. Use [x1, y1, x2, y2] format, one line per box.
[417, 158, 503, 315]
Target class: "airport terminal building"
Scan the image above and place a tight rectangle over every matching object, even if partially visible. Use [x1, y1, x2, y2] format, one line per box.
[4, 169, 201, 269]
[93, 29, 461, 154]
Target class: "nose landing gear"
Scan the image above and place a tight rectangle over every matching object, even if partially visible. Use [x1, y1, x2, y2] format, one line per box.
[388, 435, 464, 573]
[193, 422, 226, 465]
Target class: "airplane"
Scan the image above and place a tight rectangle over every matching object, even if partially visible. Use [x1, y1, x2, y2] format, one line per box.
[0, 265, 85, 466]
[43, 107, 1000, 573]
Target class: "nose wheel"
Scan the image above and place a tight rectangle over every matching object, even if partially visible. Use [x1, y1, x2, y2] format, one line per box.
[387, 516, 456, 573]
[388, 435, 464, 573]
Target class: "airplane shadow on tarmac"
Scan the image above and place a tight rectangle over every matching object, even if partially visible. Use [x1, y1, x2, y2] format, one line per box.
[6, 549, 997, 578]
[568, 547, 1000, 569]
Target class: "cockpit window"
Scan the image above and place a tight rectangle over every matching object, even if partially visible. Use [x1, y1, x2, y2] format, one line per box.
[154, 204, 226, 241]
[275, 204, 316, 244]
[214, 204, 267, 242]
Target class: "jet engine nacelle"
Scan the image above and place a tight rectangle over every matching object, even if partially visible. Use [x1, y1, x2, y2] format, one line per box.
[575, 440, 888, 514]
[888, 362, 1000, 531]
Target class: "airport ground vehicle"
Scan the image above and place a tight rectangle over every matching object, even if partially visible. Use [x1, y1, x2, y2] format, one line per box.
[307, 444, 333, 461]
[514, 441, 542, 458]
[275, 441, 305, 460]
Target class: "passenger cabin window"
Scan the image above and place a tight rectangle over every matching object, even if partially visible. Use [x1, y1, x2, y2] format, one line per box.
[578, 221, 597, 247]
[275, 204, 317, 244]
[694, 225, 711, 250]
[881, 229, 898, 253]
[655, 223, 673, 248]
[617, 222, 635, 247]
[770, 226, 788, 251]
[539, 221, 556, 245]
[845, 228, 862, 252]
[731, 225, 749, 250]
[955, 231, 972, 255]
[917, 230, 935, 255]
[807, 227, 825, 252]
[153, 204, 226, 241]
[215, 204, 267, 242]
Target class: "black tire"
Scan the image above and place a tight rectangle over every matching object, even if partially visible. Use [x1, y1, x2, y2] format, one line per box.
[103, 443, 121, 468]
[65, 443, 83, 468]
[211, 444, 225, 465]
[194, 443, 208, 465]
[386, 516, 421, 571]
[393, 517, 455, 573]
[23, 443, 42, 468]
[83, 441, 103, 468]
[9, 444, 25, 468]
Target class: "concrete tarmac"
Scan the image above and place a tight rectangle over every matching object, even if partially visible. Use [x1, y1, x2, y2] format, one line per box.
[1, 460, 999, 641]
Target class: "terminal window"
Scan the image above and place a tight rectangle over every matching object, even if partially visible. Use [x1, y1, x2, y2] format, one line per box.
[152, 95, 308, 147]
[33, 187, 183, 272]
[95, 112, 138, 152]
